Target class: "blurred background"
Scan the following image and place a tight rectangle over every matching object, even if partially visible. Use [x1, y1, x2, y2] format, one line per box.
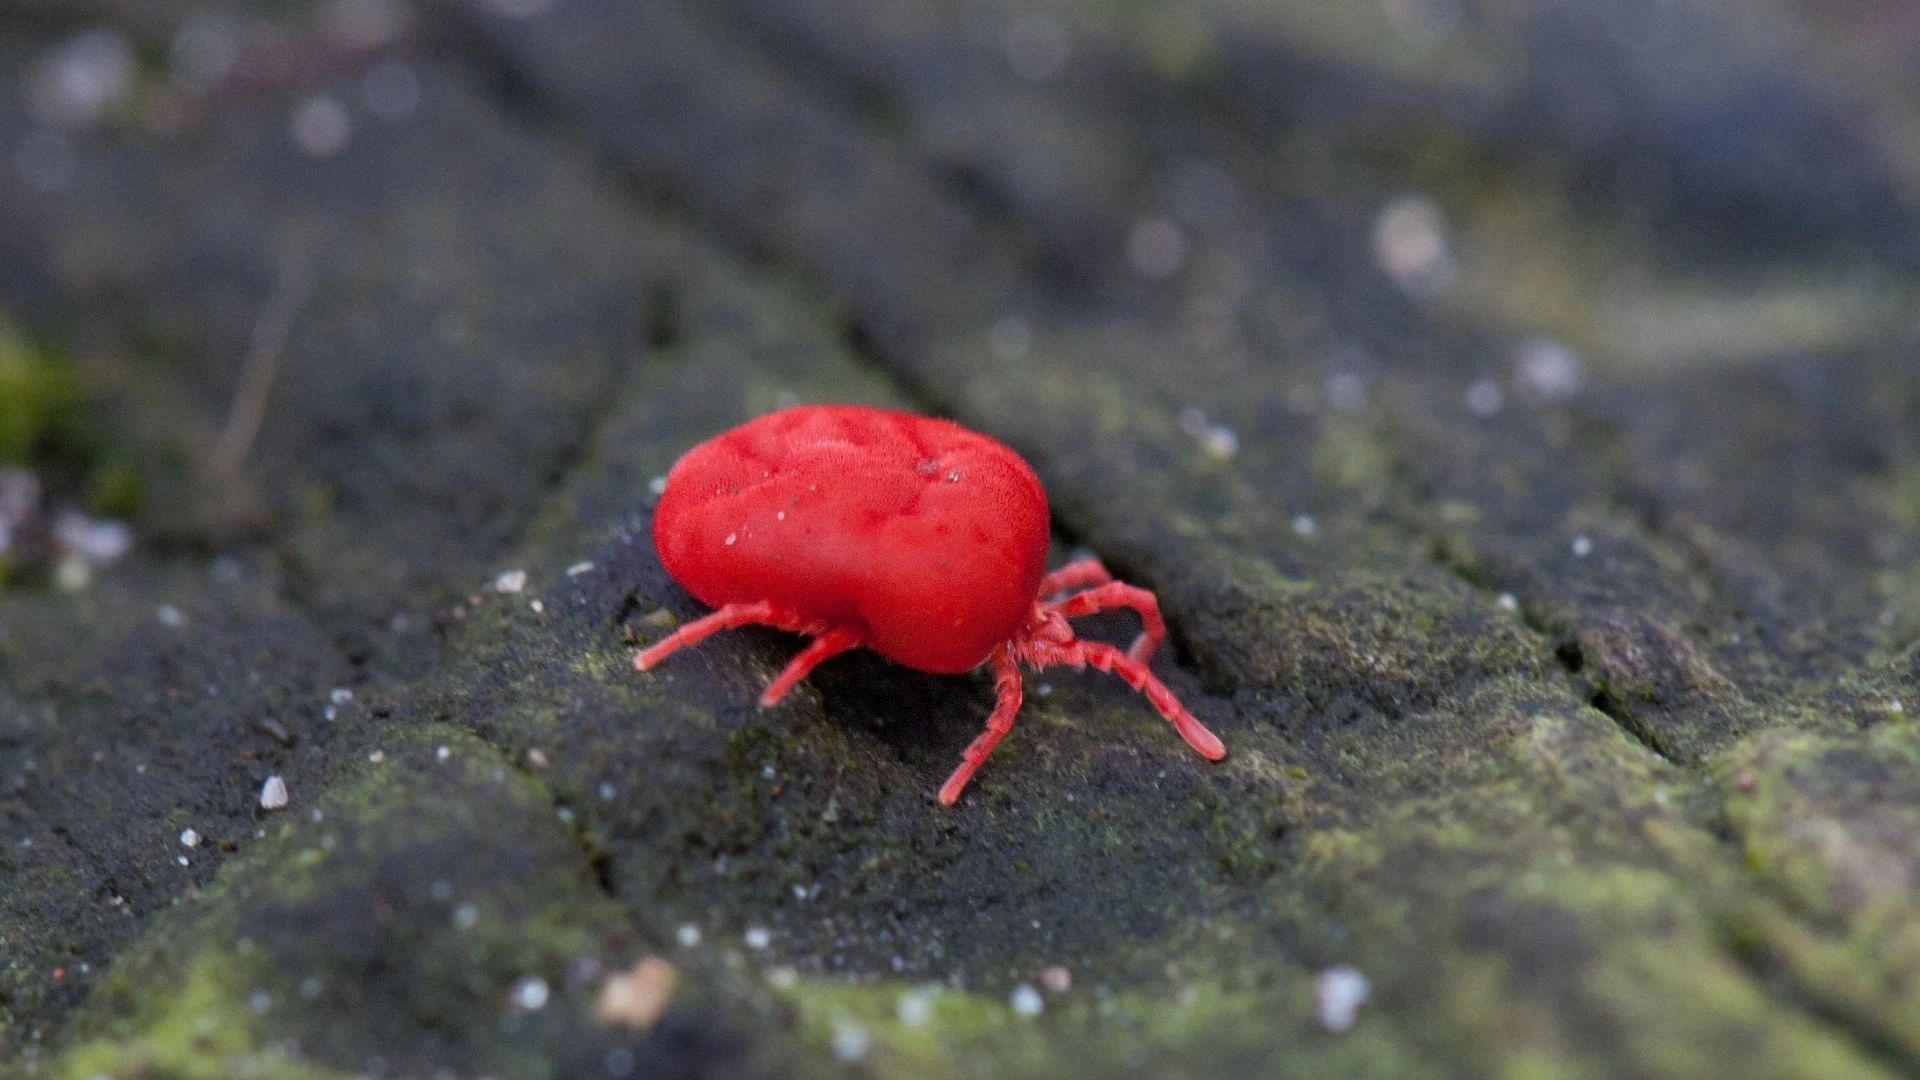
[7, 1, 1920, 1078]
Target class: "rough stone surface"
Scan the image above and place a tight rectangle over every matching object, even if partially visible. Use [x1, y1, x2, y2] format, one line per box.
[4, 1, 1920, 1076]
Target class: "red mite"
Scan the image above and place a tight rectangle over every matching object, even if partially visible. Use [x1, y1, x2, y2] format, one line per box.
[636, 405, 1227, 804]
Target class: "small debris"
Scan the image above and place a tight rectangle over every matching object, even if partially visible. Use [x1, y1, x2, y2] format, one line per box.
[1292, 514, 1317, 537]
[179, 828, 200, 848]
[30, 30, 136, 129]
[1315, 965, 1371, 1032]
[648, 476, 668, 497]
[765, 965, 799, 989]
[744, 926, 771, 950]
[453, 903, 479, 930]
[258, 775, 289, 811]
[529, 599, 545, 614]
[289, 94, 352, 158]
[494, 569, 528, 594]
[1464, 379, 1505, 418]
[565, 561, 595, 577]
[1178, 406, 1238, 460]
[1498, 592, 1519, 612]
[831, 1018, 872, 1062]
[1571, 535, 1593, 558]
[510, 974, 550, 1011]
[1514, 339, 1584, 401]
[1372, 194, 1454, 296]
[329, 687, 354, 705]
[526, 748, 549, 769]
[435, 745, 450, 762]
[595, 957, 677, 1031]
[896, 987, 935, 1027]
[675, 923, 701, 948]
[156, 605, 187, 629]
[54, 556, 91, 590]
[1009, 984, 1044, 1017]
[1325, 372, 1367, 412]
[1040, 965, 1072, 994]
[368, 749, 385, 763]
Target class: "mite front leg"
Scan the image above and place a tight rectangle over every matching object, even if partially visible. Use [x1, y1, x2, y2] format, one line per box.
[758, 626, 864, 706]
[634, 601, 828, 671]
[938, 644, 1025, 805]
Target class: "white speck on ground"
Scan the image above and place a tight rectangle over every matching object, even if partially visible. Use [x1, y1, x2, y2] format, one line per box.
[744, 926, 771, 950]
[494, 569, 527, 593]
[1292, 514, 1317, 537]
[676, 924, 702, 948]
[831, 1018, 871, 1062]
[258, 775, 289, 811]
[897, 987, 935, 1027]
[179, 828, 200, 848]
[1315, 965, 1371, 1032]
[1465, 378, 1505, 418]
[1326, 372, 1367, 412]
[1498, 592, 1518, 611]
[1040, 965, 1072, 993]
[510, 975, 550, 1011]
[1373, 194, 1454, 296]
[1571, 535, 1593, 558]
[289, 94, 352, 158]
[156, 605, 186, 629]
[1514, 339, 1584, 401]
[1010, 984, 1043, 1017]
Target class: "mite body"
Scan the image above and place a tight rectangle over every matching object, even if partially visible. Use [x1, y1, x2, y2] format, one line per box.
[637, 405, 1226, 803]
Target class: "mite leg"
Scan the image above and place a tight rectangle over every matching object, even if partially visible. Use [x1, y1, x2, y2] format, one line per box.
[938, 645, 1025, 805]
[634, 601, 827, 671]
[1029, 639, 1225, 761]
[1042, 581, 1167, 665]
[1039, 557, 1113, 599]
[758, 626, 864, 707]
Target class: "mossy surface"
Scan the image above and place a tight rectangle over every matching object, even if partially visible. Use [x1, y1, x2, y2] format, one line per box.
[5, 2, 1920, 1077]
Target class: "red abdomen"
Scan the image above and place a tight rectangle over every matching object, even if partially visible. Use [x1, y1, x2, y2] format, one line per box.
[651, 406, 1049, 673]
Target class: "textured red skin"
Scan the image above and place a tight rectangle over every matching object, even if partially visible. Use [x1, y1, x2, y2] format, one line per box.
[652, 406, 1050, 674]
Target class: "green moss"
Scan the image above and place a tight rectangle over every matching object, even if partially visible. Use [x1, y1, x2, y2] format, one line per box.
[58, 957, 351, 1080]
[774, 971, 1433, 1080]
[0, 318, 77, 466]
